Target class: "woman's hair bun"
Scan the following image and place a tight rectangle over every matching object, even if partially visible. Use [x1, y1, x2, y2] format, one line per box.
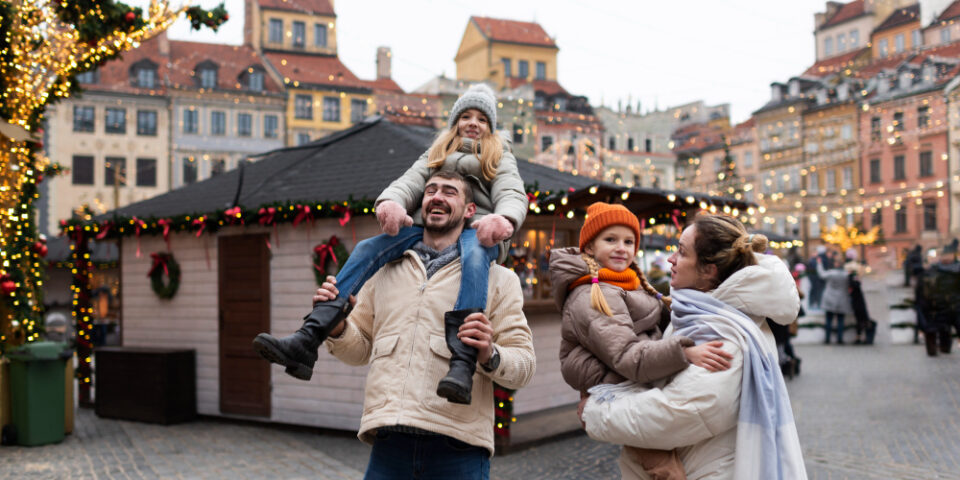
[734, 233, 768, 255]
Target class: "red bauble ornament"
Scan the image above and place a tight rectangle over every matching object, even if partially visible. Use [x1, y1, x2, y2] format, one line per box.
[1, 280, 15, 295]
[125, 11, 136, 22]
[33, 241, 48, 257]
[223, 13, 229, 21]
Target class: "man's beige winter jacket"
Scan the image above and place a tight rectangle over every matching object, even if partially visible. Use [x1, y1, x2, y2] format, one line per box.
[325, 250, 536, 456]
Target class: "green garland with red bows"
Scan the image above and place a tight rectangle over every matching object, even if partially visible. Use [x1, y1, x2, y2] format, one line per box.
[313, 235, 350, 286]
[147, 252, 180, 299]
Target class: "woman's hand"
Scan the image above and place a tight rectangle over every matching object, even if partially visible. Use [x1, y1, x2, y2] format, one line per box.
[684, 341, 733, 372]
[375, 200, 413, 236]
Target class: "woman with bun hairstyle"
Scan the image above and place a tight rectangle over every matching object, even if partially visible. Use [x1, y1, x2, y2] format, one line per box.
[551, 203, 733, 480]
[254, 84, 528, 405]
[579, 213, 806, 480]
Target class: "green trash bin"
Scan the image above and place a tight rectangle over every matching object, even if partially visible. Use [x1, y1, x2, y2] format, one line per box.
[7, 341, 71, 446]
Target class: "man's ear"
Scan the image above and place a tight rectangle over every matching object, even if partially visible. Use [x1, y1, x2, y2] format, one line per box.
[464, 202, 477, 219]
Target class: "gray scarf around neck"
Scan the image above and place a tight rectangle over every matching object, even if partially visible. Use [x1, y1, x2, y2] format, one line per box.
[412, 241, 459, 278]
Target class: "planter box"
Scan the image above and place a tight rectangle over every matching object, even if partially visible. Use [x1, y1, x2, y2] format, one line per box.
[95, 347, 196, 424]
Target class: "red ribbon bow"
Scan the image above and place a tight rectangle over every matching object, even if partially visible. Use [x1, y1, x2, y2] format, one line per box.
[95, 221, 113, 240]
[332, 205, 351, 227]
[147, 252, 169, 277]
[133, 217, 146, 258]
[258, 207, 277, 226]
[157, 219, 172, 251]
[225, 207, 244, 225]
[192, 217, 207, 237]
[313, 236, 341, 273]
[293, 205, 312, 228]
[671, 209, 682, 230]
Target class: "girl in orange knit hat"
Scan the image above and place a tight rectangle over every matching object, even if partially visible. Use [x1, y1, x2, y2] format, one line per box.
[549, 202, 732, 480]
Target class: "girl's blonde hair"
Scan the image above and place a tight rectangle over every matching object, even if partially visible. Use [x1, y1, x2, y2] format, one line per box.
[426, 120, 503, 181]
[692, 213, 768, 290]
[581, 253, 672, 317]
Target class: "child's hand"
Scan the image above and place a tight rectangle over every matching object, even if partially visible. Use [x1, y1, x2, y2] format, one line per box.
[683, 341, 733, 372]
[376, 200, 413, 236]
[474, 214, 514, 247]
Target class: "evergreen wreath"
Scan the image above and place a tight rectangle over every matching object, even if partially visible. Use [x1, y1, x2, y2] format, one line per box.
[313, 236, 350, 287]
[147, 252, 180, 299]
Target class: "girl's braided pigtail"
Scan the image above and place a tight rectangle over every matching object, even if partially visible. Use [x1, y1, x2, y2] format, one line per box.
[582, 253, 613, 316]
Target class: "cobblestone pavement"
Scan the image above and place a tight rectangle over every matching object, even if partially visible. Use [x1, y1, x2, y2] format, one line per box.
[2, 343, 958, 479]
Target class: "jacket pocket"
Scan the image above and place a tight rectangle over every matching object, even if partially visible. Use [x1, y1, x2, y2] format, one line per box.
[421, 334, 481, 423]
[363, 334, 400, 414]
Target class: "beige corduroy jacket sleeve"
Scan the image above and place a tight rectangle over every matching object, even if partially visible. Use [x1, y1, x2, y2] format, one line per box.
[482, 266, 536, 389]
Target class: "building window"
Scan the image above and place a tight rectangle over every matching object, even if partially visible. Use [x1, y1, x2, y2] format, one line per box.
[912, 29, 922, 48]
[872, 209, 882, 229]
[182, 157, 198, 185]
[513, 123, 524, 144]
[809, 172, 819, 192]
[210, 158, 226, 177]
[627, 137, 634, 151]
[841, 124, 852, 140]
[824, 37, 833, 56]
[919, 150, 933, 177]
[541, 136, 553, 152]
[837, 33, 846, 52]
[295, 94, 313, 119]
[104, 157, 126, 186]
[870, 116, 881, 142]
[608, 137, 615, 150]
[941, 27, 951, 44]
[743, 151, 754, 168]
[211, 111, 226, 135]
[199, 66, 217, 89]
[322, 96, 340, 122]
[850, 29, 859, 47]
[350, 99, 366, 123]
[264, 114, 278, 138]
[825, 169, 836, 193]
[895, 208, 907, 233]
[76, 70, 98, 84]
[501, 58, 511, 78]
[918, 105, 930, 128]
[136, 110, 157, 136]
[103, 108, 126, 134]
[268, 19, 283, 44]
[296, 132, 311, 145]
[870, 158, 881, 183]
[136, 158, 156, 187]
[536, 61, 546, 80]
[842, 166, 853, 190]
[645, 139, 652, 153]
[73, 106, 95, 132]
[247, 70, 264, 91]
[292, 21, 305, 48]
[894, 155, 905, 180]
[923, 201, 937, 231]
[879, 38, 889, 57]
[237, 113, 252, 137]
[893, 111, 904, 131]
[895, 33, 905, 53]
[518, 60, 529, 79]
[132, 62, 157, 88]
[72, 155, 94, 185]
[314, 23, 327, 47]
[183, 108, 198, 134]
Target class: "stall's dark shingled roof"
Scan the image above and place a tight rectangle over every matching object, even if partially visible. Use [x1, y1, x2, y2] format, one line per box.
[108, 117, 595, 219]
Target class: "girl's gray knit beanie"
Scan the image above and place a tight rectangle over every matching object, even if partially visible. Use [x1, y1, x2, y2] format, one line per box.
[447, 83, 497, 129]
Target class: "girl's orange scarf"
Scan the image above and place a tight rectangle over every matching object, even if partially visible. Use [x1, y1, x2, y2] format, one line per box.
[569, 267, 640, 291]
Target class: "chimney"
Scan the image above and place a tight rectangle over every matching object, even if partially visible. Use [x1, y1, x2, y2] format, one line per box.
[376, 46, 392, 79]
[815, 1, 845, 29]
[244, 0, 260, 49]
[157, 30, 169, 55]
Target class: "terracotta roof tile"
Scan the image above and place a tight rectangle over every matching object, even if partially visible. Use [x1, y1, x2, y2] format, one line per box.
[262, 51, 369, 91]
[873, 4, 920, 33]
[820, 0, 866, 29]
[363, 77, 405, 94]
[505, 77, 569, 96]
[803, 47, 871, 77]
[851, 51, 913, 78]
[168, 41, 282, 92]
[258, 0, 334, 15]
[86, 35, 169, 95]
[470, 16, 556, 47]
[932, 0, 960, 23]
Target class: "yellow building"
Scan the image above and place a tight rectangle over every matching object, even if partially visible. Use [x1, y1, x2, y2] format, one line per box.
[455, 16, 559, 89]
[253, 0, 374, 144]
[871, 4, 923, 58]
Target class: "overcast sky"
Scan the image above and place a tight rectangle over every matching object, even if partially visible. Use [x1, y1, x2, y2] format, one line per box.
[143, 0, 831, 122]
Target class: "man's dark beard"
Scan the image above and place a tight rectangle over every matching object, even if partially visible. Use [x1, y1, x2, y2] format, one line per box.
[424, 215, 465, 235]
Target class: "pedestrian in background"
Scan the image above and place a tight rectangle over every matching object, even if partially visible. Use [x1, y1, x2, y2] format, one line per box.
[805, 246, 827, 310]
[817, 249, 853, 344]
[919, 244, 960, 356]
[845, 249, 875, 345]
[904, 245, 923, 287]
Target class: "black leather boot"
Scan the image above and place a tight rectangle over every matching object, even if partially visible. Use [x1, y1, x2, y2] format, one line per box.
[252, 297, 351, 381]
[924, 331, 939, 357]
[436, 308, 482, 405]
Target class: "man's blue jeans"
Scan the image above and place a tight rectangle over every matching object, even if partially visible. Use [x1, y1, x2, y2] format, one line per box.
[364, 430, 490, 480]
[333, 226, 498, 311]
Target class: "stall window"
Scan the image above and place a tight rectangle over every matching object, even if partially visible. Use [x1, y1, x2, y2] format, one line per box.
[505, 225, 572, 302]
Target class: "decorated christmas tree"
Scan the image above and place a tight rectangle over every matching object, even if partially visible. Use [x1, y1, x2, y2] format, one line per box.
[0, 0, 227, 401]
